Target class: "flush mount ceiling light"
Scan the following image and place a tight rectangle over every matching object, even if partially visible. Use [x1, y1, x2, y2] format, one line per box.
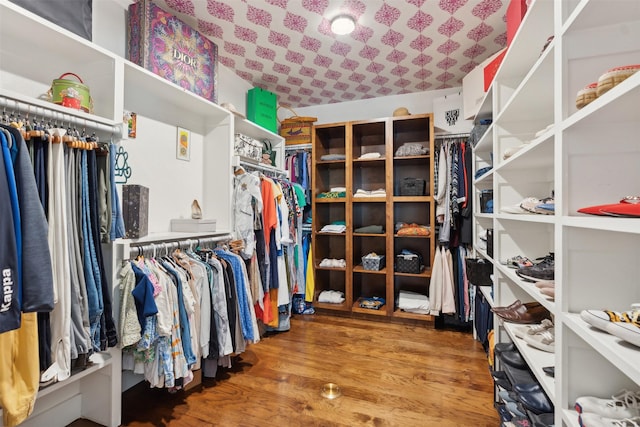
[330, 14, 356, 35]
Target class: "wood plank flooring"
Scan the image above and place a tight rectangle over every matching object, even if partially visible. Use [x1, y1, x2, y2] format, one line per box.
[120, 314, 499, 427]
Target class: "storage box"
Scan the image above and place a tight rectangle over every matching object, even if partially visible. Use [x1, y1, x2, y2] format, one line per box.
[480, 189, 493, 213]
[462, 48, 506, 119]
[465, 258, 493, 286]
[234, 133, 263, 162]
[396, 253, 423, 274]
[247, 87, 277, 133]
[400, 178, 426, 196]
[484, 48, 507, 91]
[170, 219, 217, 233]
[362, 255, 385, 271]
[507, 0, 528, 47]
[127, 0, 218, 103]
[122, 184, 149, 239]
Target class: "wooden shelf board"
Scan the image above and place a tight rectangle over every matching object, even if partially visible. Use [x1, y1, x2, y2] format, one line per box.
[393, 155, 430, 161]
[352, 301, 388, 316]
[313, 301, 350, 311]
[394, 269, 432, 278]
[315, 198, 347, 203]
[353, 233, 386, 237]
[393, 234, 431, 239]
[353, 265, 387, 274]
[392, 309, 435, 322]
[315, 266, 346, 271]
[393, 196, 432, 202]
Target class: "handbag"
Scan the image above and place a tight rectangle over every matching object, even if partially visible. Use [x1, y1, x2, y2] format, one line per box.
[465, 258, 493, 286]
[262, 139, 276, 166]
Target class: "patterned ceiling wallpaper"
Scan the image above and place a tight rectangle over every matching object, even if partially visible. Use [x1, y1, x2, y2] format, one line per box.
[153, 0, 508, 107]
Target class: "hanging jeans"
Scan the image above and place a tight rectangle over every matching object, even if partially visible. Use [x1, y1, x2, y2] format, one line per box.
[80, 150, 104, 352]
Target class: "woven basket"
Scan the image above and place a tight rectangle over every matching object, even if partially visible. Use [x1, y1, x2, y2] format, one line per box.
[278, 105, 317, 146]
[362, 255, 385, 271]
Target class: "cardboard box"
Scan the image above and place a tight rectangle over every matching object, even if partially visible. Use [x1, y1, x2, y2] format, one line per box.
[122, 184, 149, 239]
[507, 0, 528, 47]
[247, 87, 277, 133]
[484, 49, 507, 92]
[127, 0, 218, 103]
[170, 219, 217, 233]
[462, 49, 506, 119]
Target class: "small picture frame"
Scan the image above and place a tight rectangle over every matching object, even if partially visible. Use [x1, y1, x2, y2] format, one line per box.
[177, 127, 191, 161]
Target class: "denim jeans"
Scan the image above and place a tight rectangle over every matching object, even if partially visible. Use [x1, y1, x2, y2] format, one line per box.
[81, 150, 103, 351]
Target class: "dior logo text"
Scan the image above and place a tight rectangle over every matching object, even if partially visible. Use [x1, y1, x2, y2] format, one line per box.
[1, 269, 13, 312]
[173, 49, 198, 68]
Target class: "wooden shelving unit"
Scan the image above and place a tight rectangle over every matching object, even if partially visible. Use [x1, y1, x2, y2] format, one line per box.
[311, 114, 435, 325]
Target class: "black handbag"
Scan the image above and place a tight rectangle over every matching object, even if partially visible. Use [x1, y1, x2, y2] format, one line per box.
[465, 258, 493, 286]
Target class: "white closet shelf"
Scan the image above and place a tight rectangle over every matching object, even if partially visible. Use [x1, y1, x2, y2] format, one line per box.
[497, 135, 553, 171]
[494, 0, 555, 82]
[234, 118, 281, 141]
[494, 214, 555, 224]
[563, 217, 640, 234]
[562, 0, 640, 35]
[562, 72, 640, 130]
[478, 285, 494, 307]
[503, 322, 556, 402]
[472, 124, 494, 153]
[123, 61, 229, 134]
[497, 265, 555, 314]
[564, 313, 640, 385]
[36, 351, 113, 399]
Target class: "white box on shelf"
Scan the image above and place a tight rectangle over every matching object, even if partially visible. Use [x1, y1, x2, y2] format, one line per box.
[170, 219, 217, 232]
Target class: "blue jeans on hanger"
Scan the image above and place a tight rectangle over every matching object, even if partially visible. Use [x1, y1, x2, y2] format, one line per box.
[81, 150, 103, 351]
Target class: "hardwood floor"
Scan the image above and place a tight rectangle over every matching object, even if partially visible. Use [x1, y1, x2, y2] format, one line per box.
[120, 314, 499, 427]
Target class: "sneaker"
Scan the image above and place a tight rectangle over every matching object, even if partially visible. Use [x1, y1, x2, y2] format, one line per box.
[521, 196, 554, 215]
[516, 253, 555, 282]
[523, 328, 555, 353]
[575, 390, 640, 419]
[606, 322, 640, 348]
[581, 305, 640, 332]
[502, 197, 541, 214]
[514, 318, 554, 339]
[503, 255, 533, 269]
[578, 414, 640, 427]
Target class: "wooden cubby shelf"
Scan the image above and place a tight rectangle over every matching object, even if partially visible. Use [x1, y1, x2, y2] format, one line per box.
[312, 114, 435, 326]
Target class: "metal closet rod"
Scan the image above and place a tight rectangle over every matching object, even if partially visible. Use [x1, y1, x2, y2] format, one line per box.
[128, 233, 234, 259]
[0, 94, 123, 137]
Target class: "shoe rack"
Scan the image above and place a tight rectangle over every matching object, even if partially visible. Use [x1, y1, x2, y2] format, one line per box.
[471, 1, 640, 425]
[311, 114, 435, 324]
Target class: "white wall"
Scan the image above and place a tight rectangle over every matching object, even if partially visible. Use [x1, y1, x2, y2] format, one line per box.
[293, 87, 464, 125]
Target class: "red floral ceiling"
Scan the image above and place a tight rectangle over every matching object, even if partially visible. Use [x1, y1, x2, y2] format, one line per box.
[153, 0, 508, 107]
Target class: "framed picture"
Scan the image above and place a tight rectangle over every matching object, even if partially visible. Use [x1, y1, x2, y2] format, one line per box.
[177, 127, 190, 161]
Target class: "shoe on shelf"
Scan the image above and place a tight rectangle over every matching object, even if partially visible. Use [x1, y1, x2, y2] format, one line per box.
[607, 322, 640, 348]
[578, 196, 640, 217]
[504, 255, 534, 269]
[534, 280, 555, 289]
[517, 387, 554, 415]
[542, 366, 554, 378]
[514, 318, 554, 339]
[502, 197, 541, 214]
[523, 328, 555, 353]
[499, 350, 527, 369]
[539, 287, 555, 299]
[521, 196, 554, 215]
[516, 253, 555, 282]
[493, 302, 551, 325]
[575, 389, 640, 419]
[528, 411, 554, 427]
[581, 304, 640, 332]
[503, 143, 530, 160]
[578, 414, 640, 427]
[596, 64, 640, 97]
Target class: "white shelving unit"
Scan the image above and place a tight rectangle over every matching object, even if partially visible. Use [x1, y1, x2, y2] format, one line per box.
[472, 1, 640, 426]
[0, 1, 286, 426]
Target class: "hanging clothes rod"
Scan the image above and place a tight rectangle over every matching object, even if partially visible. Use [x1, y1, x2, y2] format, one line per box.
[435, 133, 470, 139]
[127, 233, 233, 258]
[235, 158, 290, 179]
[0, 93, 124, 138]
[284, 143, 312, 151]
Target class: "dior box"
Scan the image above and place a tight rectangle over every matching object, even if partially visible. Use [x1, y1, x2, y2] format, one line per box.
[127, 0, 218, 103]
[122, 184, 149, 239]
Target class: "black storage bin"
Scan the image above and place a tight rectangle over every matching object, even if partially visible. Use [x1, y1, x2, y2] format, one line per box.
[480, 189, 493, 213]
[465, 258, 493, 286]
[486, 228, 494, 258]
[396, 253, 423, 274]
[400, 178, 426, 196]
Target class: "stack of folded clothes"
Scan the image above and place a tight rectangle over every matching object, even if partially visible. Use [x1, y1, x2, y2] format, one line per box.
[317, 290, 345, 304]
[320, 222, 346, 233]
[353, 188, 386, 197]
[396, 290, 430, 314]
[317, 187, 347, 198]
[318, 258, 346, 268]
[395, 222, 430, 236]
[320, 153, 346, 161]
[357, 152, 383, 159]
[354, 224, 384, 234]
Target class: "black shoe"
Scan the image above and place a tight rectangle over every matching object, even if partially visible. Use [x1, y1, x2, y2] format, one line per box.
[516, 253, 554, 282]
[542, 366, 554, 377]
[499, 350, 527, 369]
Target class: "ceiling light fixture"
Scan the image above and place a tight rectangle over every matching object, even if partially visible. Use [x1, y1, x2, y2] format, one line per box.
[330, 15, 356, 35]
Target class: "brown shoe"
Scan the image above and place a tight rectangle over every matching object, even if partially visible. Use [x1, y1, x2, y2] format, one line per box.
[494, 302, 550, 324]
[492, 300, 524, 313]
